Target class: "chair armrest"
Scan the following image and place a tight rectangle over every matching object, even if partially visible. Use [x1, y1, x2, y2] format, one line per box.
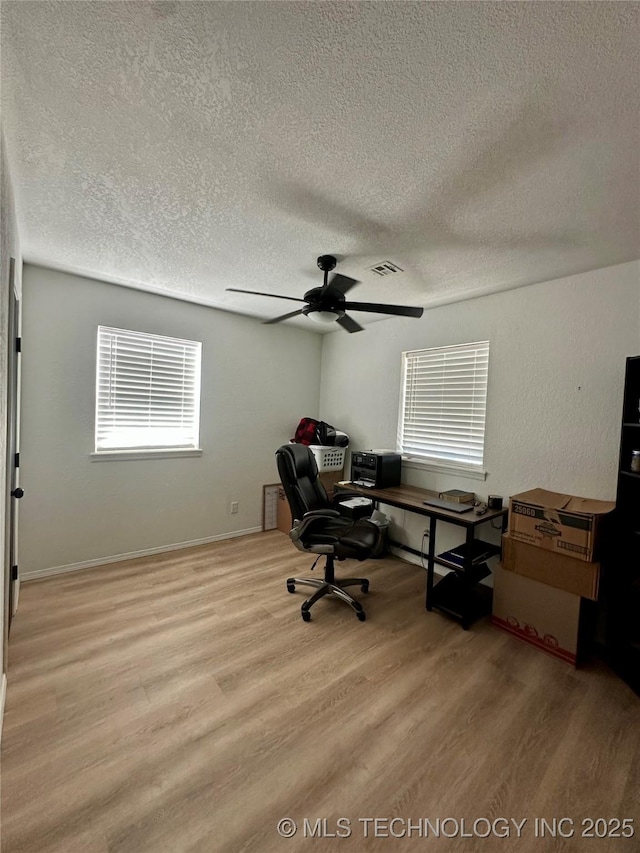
[301, 509, 341, 519]
[290, 509, 340, 544]
[331, 491, 362, 505]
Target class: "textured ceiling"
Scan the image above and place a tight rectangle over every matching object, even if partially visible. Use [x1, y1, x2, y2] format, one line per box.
[1, 1, 639, 331]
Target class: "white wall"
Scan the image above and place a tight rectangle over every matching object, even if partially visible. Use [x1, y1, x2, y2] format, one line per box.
[20, 266, 322, 576]
[319, 261, 640, 555]
[17, 260, 640, 577]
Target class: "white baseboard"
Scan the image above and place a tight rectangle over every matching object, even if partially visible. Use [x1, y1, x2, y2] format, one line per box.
[0, 672, 7, 744]
[22, 526, 263, 581]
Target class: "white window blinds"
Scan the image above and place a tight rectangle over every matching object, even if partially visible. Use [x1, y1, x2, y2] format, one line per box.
[95, 326, 202, 453]
[399, 341, 489, 472]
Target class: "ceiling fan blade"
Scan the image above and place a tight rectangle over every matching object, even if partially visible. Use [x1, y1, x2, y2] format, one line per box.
[325, 273, 360, 297]
[343, 301, 424, 318]
[336, 314, 364, 334]
[226, 288, 305, 303]
[262, 309, 305, 325]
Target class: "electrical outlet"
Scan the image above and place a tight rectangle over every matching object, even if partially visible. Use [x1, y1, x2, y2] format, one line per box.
[230, 501, 239, 514]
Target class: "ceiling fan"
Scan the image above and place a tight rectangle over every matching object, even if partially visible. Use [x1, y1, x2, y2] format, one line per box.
[226, 255, 424, 333]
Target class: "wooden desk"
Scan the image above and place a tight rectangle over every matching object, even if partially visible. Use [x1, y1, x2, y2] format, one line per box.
[336, 482, 508, 628]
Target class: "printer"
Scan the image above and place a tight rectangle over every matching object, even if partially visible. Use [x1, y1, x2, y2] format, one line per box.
[350, 450, 402, 489]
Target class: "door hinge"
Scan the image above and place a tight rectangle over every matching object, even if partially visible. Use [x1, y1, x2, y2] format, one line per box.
[11, 565, 18, 581]
[15, 337, 21, 353]
[14, 452, 19, 468]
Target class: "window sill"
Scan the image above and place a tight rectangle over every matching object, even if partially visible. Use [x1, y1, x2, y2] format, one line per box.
[90, 449, 203, 462]
[401, 457, 487, 481]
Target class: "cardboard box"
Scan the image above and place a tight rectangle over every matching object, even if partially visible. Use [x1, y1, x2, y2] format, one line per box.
[508, 488, 615, 562]
[492, 564, 593, 667]
[501, 534, 600, 601]
[319, 470, 344, 498]
[276, 486, 292, 534]
[275, 470, 345, 535]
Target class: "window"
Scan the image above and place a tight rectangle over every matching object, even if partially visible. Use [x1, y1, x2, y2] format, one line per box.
[398, 341, 489, 476]
[95, 326, 202, 456]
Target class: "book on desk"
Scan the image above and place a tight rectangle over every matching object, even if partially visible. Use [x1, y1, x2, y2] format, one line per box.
[422, 496, 474, 513]
[437, 488, 475, 503]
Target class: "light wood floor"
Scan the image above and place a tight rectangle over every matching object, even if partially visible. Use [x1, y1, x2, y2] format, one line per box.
[1, 531, 639, 853]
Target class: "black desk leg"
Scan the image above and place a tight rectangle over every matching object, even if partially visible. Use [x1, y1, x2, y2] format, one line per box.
[460, 525, 476, 630]
[425, 515, 437, 610]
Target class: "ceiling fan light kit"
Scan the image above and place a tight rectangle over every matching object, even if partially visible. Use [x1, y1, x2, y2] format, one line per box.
[226, 255, 424, 333]
[306, 309, 344, 325]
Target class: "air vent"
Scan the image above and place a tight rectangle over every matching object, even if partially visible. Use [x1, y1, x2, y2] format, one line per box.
[368, 261, 404, 276]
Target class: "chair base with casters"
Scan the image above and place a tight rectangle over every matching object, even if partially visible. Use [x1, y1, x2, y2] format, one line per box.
[287, 553, 369, 622]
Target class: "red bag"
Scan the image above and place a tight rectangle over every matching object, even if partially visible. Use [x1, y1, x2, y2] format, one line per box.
[293, 418, 320, 445]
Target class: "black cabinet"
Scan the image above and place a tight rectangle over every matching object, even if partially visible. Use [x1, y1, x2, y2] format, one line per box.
[606, 356, 640, 695]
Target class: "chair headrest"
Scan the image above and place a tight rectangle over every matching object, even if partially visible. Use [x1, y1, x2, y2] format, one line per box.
[277, 443, 318, 480]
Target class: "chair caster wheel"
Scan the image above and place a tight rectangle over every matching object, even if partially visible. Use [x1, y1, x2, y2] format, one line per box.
[361, 582, 369, 593]
[287, 583, 295, 593]
[357, 611, 366, 622]
[301, 609, 311, 622]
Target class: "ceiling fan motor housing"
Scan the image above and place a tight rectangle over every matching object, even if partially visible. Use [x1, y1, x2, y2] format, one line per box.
[302, 286, 345, 319]
[317, 255, 337, 272]
[303, 286, 339, 304]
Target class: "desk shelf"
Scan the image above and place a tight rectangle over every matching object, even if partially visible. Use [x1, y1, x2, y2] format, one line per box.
[435, 539, 501, 573]
[433, 558, 492, 582]
[427, 524, 506, 629]
[430, 571, 493, 629]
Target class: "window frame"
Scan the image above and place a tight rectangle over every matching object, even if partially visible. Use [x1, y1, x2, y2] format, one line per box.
[397, 341, 490, 480]
[91, 325, 203, 461]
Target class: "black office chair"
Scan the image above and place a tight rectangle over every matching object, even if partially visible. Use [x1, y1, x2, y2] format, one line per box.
[275, 443, 382, 622]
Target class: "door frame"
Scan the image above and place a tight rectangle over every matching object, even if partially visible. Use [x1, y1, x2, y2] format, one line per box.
[4, 257, 21, 667]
